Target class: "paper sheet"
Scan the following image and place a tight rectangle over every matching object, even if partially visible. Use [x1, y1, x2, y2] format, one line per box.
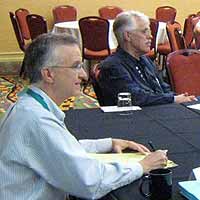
[88, 152, 178, 168]
[193, 167, 200, 180]
[179, 181, 200, 200]
[100, 106, 142, 112]
[187, 104, 200, 110]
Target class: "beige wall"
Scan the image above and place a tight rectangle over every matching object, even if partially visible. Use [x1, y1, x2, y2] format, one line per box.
[1, 0, 199, 55]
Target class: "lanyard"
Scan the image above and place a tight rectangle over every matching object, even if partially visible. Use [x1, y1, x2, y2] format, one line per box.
[26, 88, 50, 111]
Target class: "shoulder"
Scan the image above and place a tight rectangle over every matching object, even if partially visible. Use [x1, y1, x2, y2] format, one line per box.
[100, 50, 126, 70]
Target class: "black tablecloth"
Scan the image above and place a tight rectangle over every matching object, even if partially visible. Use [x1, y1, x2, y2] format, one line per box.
[65, 103, 200, 200]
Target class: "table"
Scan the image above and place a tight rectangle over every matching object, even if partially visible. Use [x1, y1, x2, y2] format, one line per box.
[52, 20, 118, 49]
[65, 103, 200, 200]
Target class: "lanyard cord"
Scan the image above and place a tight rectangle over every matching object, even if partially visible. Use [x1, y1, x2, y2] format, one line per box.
[26, 88, 50, 111]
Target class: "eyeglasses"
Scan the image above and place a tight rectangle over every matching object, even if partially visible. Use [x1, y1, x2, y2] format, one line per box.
[46, 63, 84, 71]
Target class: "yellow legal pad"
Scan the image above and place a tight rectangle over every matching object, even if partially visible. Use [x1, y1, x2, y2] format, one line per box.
[88, 152, 178, 168]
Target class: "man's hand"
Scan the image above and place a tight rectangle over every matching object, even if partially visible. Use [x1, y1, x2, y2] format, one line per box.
[174, 92, 197, 103]
[139, 150, 168, 173]
[112, 139, 150, 154]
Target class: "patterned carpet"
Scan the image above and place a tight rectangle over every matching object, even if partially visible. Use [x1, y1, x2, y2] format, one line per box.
[0, 76, 99, 119]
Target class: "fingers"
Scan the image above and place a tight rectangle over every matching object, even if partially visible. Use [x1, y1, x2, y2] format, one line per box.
[175, 93, 197, 103]
[127, 141, 150, 154]
[139, 150, 168, 173]
[137, 144, 151, 154]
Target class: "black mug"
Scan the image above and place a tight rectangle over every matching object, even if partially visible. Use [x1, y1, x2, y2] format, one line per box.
[139, 168, 172, 200]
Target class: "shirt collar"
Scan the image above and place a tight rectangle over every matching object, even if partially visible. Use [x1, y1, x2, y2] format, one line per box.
[29, 86, 65, 122]
[117, 47, 146, 63]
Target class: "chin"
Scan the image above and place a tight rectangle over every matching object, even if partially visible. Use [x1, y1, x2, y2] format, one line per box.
[73, 90, 82, 97]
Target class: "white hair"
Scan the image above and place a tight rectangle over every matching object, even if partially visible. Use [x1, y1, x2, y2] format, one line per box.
[113, 10, 149, 46]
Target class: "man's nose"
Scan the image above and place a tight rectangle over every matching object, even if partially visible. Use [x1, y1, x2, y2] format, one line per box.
[79, 67, 88, 82]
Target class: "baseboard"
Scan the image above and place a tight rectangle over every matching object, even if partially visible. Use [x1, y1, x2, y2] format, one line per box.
[0, 52, 24, 62]
[0, 52, 23, 75]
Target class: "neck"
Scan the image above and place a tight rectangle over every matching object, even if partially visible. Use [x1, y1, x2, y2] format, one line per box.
[123, 47, 140, 60]
[121, 44, 141, 60]
[33, 83, 64, 106]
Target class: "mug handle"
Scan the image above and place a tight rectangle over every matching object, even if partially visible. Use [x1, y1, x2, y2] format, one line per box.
[139, 174, 151, 198]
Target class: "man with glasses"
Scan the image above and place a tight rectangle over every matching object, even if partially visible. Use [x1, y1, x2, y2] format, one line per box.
[97, 10, 196, 106]
[0, 33, 168, 200]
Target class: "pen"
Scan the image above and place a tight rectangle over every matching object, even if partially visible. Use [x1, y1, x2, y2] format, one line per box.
[148, 141, 156, 152]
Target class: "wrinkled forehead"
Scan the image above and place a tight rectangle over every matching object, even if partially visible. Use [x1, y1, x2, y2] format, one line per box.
[52, 44, 81, 65]
[132, 16, 150, 29]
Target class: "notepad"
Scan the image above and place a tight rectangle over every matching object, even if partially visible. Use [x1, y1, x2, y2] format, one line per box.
[88, 152, 178, 168]
[100, 106, 142, 112]
[179, 181, 200, 200]
[187, 104, 200, 110]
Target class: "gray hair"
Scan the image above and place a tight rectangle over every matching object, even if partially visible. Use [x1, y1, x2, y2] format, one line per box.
[23, 33, 79, 83]
[113, 10, 149, 46]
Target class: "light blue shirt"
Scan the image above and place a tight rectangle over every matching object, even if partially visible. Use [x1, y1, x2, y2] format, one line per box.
[0, 86, 143, 200]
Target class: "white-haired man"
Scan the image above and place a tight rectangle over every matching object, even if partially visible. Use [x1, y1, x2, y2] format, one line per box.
[97, 11, 196, 106]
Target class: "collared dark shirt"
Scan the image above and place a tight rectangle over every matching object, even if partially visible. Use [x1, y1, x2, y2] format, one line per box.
[97, 47, 174, 106]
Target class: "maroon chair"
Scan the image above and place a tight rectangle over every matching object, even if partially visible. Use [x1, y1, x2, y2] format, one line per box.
[9, 12, 26, 52]
[193, 17, 200, 49]
[15, 8, 31, 40]
[155, 6, 177, 24]
[157, 22, 181, 70]
[146, 18, 159, 60]
[79, 16, 111, 59]
[9, 11, 28, 77]
[183, 14, 197, 48]
[26, 14, 48, 40]
[166, 23, 186, 52]
[79, 16, 111, 75]
[52, 5, 77, 23]
[98, 6, 123, 19]
[166, 49, 200, 95]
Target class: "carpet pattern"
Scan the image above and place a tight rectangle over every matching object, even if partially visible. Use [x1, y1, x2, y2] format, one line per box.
[0, 76, 99, 118]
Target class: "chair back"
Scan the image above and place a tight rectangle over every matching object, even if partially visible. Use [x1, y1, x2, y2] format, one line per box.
[145, 18, 158, 60]
[9, 11, 26, 51]
[183, 14, 197, 47]
[193, 18, 200, 49]
[98, 6, 123, 19]
[26, 14, 48, 40]
[166, 23, 186, 52]
[166, 49, 200, 95]
[149, 18, 159, 50]
[79, 16, 111, 60]
[15, 8, 30, 40]
[156, 6, 176, 23]
[53, 5, 77, 23]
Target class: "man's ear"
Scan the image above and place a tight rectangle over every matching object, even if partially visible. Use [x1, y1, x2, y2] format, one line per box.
[124, 31, 131, 42]
[40, 68, 55, 84]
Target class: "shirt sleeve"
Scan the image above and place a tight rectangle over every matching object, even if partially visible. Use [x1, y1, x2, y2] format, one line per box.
[22, 114, 144, 199]
[79, 138, 113, 153]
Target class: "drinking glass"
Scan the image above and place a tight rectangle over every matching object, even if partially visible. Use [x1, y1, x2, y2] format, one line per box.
[117, 92, 132, 107]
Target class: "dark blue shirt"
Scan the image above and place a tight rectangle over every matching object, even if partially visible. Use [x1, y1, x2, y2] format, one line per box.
[97, 48, 174, 106]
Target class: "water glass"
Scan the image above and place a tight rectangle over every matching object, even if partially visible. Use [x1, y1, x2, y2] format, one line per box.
[117, 92, 132, 107]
